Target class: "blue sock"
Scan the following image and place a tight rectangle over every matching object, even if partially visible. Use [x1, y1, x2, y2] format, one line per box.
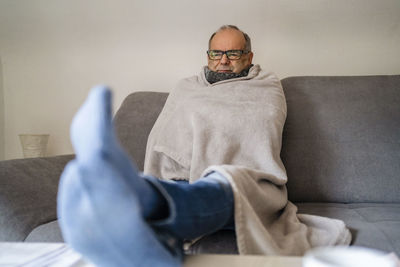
[57, 86, 180, 267]
[69, 85, 166, 219]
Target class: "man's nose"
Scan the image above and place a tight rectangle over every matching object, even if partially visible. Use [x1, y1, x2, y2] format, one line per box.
[220, 54, 230, 64]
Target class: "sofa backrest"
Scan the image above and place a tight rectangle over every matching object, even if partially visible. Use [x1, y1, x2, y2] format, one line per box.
[281, 75, 400, 203]
[114, 91, 168, 172]
[114, 75, 400, 203]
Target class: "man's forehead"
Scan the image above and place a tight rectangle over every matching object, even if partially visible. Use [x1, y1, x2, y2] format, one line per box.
[210, 29, 246, 49]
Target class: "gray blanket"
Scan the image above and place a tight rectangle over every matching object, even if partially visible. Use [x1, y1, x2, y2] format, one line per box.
[144, 65, 351, 255]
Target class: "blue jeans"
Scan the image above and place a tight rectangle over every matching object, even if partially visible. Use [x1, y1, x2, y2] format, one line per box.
[144, 171, 235, 259]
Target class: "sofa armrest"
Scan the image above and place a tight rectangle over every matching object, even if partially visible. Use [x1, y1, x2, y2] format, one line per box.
[0, 154, 74, 241]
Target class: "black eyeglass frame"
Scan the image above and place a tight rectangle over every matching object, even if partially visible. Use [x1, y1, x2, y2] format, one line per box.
[207, 50, 250, 60]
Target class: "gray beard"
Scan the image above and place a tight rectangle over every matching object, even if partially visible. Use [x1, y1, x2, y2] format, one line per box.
[205, 65, 253, 84]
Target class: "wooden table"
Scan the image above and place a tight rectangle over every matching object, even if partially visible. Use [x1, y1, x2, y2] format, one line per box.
[185, 254, 302, 267]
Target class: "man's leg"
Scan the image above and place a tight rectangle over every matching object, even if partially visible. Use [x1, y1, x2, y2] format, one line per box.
[146, 173, 234, 241]
[57, 86, 234, 267]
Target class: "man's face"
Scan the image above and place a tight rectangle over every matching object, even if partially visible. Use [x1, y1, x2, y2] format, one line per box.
[208, 29, 253, 74]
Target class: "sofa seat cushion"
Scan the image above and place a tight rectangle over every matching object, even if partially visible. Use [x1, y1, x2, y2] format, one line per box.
[185, 229, 238, 255]
[296, 202, 400, 255]
[25, 220, 64, 243]
[24, 203, 400, 256]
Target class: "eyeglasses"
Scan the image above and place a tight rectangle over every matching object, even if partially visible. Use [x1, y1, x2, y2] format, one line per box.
[207, 50, 250, 60]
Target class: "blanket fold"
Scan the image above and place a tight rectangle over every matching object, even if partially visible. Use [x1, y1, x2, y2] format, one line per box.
[144, 65, 351, 255]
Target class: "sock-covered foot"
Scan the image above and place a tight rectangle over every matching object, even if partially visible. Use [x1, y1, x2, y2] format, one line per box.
[69, 85, 163, 218]
[58, 158, 181, 267]
[57, 86, 180, 267]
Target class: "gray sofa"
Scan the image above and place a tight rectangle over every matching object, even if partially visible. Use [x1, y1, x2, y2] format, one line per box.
[1, 75, 399, 256]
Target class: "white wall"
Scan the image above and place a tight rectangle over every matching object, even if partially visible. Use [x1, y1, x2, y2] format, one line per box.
[0, 0, 399, 159]
[0, 57, 4, 160]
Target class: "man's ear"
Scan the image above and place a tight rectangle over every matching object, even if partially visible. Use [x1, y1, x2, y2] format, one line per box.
[248, 52, 254, 64]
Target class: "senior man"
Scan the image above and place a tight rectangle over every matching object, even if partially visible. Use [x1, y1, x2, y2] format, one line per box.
[58, 25, 351, 267]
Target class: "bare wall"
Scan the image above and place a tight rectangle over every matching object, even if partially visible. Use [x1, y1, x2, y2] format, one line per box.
[0, 57, 4, 160]
[0, 0, 399, 159]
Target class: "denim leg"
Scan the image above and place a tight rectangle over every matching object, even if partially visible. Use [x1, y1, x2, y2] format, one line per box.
[145, 171, 234, 241]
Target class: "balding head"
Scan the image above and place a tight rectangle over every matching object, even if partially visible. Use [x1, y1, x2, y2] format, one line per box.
[208, 25, 251, 52]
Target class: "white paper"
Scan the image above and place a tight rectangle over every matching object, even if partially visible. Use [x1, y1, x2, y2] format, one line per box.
[0, 242, 95, 267]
